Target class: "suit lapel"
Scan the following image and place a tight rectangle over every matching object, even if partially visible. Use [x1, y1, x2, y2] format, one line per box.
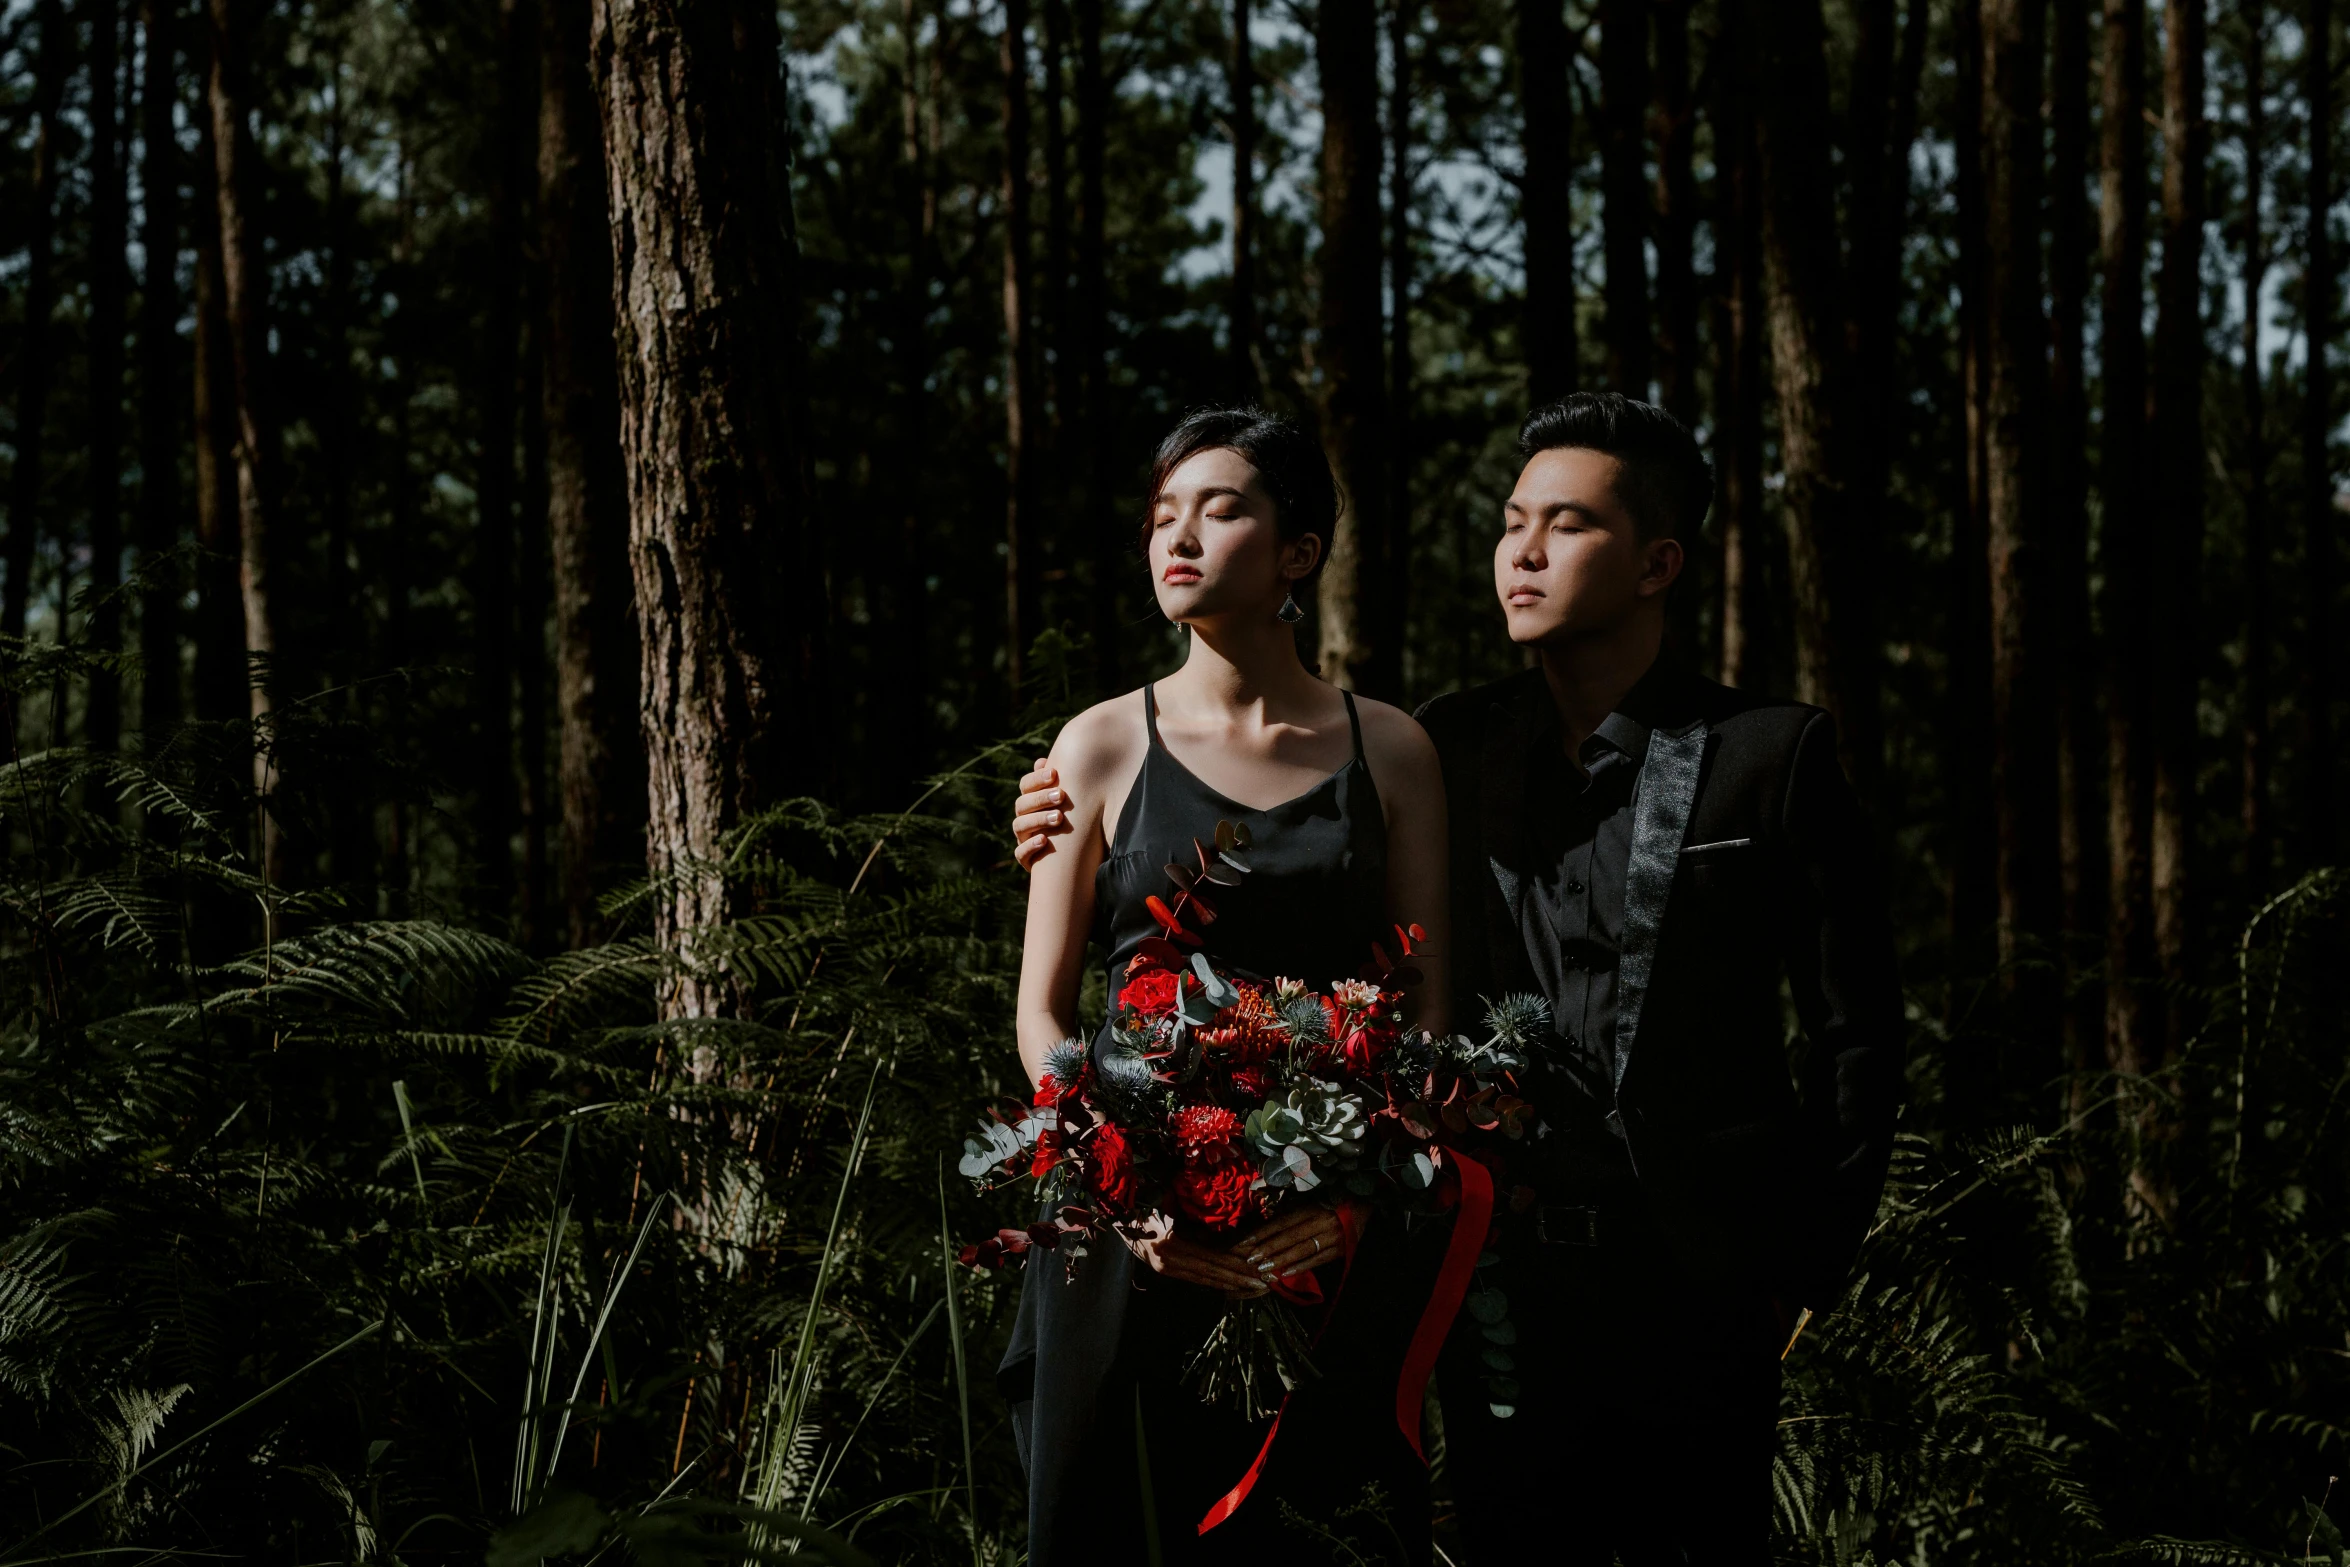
[1612, 718, 1710, 1089]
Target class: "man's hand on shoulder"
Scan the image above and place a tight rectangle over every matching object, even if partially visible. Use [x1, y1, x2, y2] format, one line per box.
[1012, 758, 1073, 871]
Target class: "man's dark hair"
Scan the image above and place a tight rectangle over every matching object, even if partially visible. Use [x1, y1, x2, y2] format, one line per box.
[1139, 407, 1340, 590]
[1516, 392, 1712, 543]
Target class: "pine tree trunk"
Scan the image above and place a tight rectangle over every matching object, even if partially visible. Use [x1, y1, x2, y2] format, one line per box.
[204, 0, 287, 893]
[2100, 0, 2164, 1202]
[190, 77, 244, 731]
[518, 319, 551, 952]
[3, 0, 66, 652]
[1042, 0, 1069, 429]
[1230, 0, 1258, 400]
[2149, 0, 2207, 999]
[1948, 0, 2000, 1038]
[2302, 0, 2337, 862]
[88, 0, 130, 753]
[1518, 0, 1575, 405]
[592, 0, 811, 1024]
[476, 0, 532, 924]
[1749, 0, 1881, 799]
[876, 0, 934, 804]
[544, 0, 642, 950]
[2049, 0, 2102, 1118]
[1713, 0, 1762, 690]
[2239, 0, 2272, 888]
[1980, 0, 2060, 1038]
[1314, 0, 1391, 696]
[1650, 0, 1696, 427]
[137, 0, 181, 746]
[1002, 0, 1040, 700]
[1844, 0, 1926, 583]
[1597, 0, 1648, 395]
[1076, 0, 1117, 684]
[1388, 0, 1413, 684]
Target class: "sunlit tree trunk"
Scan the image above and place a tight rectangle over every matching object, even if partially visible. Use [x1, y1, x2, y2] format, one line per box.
[593, 0, 812, 1024]
[1002, 0, 1041, 700]
[1518, 0, 1575, 405]
[1749, 0, 1881, 800]
[89, 0, 130, 753]
[2239, 0, 2272, 888]
[1980, 0, 2060, 1035]
[2302, 0, 2337, 863]
[1314, 0, 1393, 695]
[1596, 0, 1648, 395]
[137, 0, 182, 747]
[2049, 0, 2102, 1118]
[3, 0, 65, 653]
[205, 0, 288, 893]
[2149, 0, 2207, 999]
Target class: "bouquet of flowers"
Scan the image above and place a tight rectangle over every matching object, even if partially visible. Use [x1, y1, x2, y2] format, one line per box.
[958, 823, 1547, 1419]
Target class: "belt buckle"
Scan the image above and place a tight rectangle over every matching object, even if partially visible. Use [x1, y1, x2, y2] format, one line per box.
[1537, 1204, 1600, 1247]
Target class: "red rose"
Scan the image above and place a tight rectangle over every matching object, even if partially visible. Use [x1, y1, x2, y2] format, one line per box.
[1089, 1122, 1139, 1209]
[1029, 1127, 1063, 1180]
[1174, 1157, 1258, 1231]
[1336, 1022, 1397, 1075]
[1118, 966, 1181, 1019]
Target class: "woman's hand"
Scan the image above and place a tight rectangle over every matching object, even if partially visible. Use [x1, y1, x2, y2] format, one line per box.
[1128, 1232, 1272, 1296]
[1242, 1201, 1349, 1280]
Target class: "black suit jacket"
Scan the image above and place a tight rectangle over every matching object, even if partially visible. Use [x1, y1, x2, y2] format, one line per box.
[1417, 665, 1903, 1313]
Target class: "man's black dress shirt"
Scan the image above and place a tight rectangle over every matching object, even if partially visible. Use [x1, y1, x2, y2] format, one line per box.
[1517, 664, 1670, 1164]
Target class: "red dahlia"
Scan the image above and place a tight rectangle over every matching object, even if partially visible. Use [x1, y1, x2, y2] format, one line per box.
[1174, 1105, 1242, 1158]
[1174, 1158, 1258, 1230]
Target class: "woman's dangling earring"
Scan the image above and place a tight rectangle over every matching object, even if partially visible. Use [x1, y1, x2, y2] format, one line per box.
[1277, 589, 1305, 624]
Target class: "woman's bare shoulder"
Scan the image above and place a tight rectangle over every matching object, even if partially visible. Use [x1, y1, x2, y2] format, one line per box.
[1347, 695, 1442, 773]
[1050, 690, 1150, 792]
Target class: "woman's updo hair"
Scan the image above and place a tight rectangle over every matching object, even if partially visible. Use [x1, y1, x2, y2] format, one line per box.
[1137, 407, 1340, 593]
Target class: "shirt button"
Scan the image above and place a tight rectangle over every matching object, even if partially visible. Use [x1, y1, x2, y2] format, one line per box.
[1567, 879, 1586, 895]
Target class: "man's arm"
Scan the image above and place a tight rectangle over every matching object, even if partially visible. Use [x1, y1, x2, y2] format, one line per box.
[1780, 711, 1905, 1309]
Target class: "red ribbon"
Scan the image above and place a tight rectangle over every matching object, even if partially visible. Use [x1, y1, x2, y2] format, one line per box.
[1394, 1150, 1492, 1460]
[1197, 1151, 1496, 1533]
[1197, 1200, 1365, 1534]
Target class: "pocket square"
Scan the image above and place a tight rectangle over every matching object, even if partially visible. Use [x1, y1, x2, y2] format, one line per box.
[1678, 837, 1754, 856]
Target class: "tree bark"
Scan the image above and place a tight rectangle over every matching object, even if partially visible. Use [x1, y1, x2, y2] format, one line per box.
[1749, 0, 1881, 800]
[1002, 0, 1041, 701]
[1518, 0, 1576, 405]
[592, 0, 813, 1023]
[476, 0, 533, 923]
[2302, 0, 2337, 863]
[204, 0, 287, 892]
[89, 0, 130, 753]
[2239, 0, 2272, 888]
[1314, 0, 1392, 695]
[1713, 0, 1763, 691]
[2049, 0, 2102, 1116]
[3, 0, 66, 652]
[1844, 0, 1926, 598]
[1388, 0, 1414, 686]
[190, 69, 244, 731]
[544, 0, 642, 949]
[1042, 0, 1070, 426]
[1596, 0, 1649, 395]
[1650, 0, 1696, 427]
[1076, 0, 1117, 684]
[1980, 0, 2060, 1029]
[2149, 0, 2207, 995]
[1230, 0, 1259, 400]
[137, 0, 181, 746]
[2100, 0, 2163, 1187]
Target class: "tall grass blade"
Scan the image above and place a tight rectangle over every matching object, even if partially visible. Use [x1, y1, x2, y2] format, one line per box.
[937, 1164, 977, 1565]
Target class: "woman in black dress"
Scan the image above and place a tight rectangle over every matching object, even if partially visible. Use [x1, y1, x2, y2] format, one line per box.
[999, 410, 1452, 1563]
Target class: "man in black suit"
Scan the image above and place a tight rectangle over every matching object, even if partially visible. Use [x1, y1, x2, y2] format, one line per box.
[1011, 393, 1902, 1564]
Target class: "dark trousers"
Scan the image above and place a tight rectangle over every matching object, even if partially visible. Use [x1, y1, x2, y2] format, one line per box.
[1435, 1211, 1784, 1565]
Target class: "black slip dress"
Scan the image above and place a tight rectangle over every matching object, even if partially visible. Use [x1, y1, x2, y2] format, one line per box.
[999, 684, 1435, 1565]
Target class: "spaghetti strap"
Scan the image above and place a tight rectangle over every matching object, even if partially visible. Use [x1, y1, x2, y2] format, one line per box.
[1341, 690, 1365, 764]
[1143, 683, 1162, 745]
